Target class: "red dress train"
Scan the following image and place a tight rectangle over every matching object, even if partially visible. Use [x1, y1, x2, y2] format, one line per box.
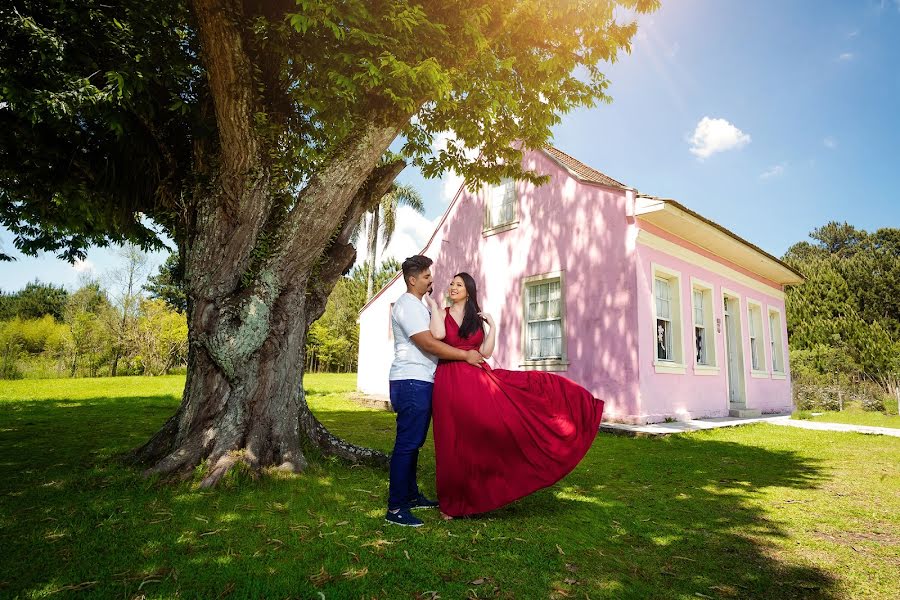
[432, 310, 604, 517]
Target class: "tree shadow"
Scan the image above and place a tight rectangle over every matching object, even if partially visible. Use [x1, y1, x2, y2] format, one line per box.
[0, 394, 846, 599]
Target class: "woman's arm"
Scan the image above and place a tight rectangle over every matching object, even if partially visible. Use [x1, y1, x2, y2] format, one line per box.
[424, 294, 446, 339]
[479, 313, 496, 358]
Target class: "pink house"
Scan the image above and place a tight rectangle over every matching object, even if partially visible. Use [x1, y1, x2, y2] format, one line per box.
[357, 147, 804, 424]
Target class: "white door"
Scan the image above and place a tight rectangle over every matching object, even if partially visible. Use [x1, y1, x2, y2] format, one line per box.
[723, 297, 744, 405]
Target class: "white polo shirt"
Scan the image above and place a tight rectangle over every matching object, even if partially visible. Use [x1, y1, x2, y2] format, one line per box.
[388, 292, 438, 382]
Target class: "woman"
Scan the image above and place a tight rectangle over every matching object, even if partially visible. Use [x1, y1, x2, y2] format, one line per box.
[423, 272, 604, 518]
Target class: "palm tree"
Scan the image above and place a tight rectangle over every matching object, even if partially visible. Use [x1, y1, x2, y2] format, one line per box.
[355, 183, 425, 301]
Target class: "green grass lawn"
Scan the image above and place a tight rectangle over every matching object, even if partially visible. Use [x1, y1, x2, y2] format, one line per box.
[792, 406, 900, 428]
[1, 375, 898, 599]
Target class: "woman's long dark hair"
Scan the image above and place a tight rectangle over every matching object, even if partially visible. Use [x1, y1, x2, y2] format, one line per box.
[454, 272, 486, 339]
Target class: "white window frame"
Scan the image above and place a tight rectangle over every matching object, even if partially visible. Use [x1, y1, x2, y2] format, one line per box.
[483, 178, 519, 236]
[767, 306, 786, 379]
[520, 270, 568, 371]
[690, 277, 719, 375]
[651, 263, 685, 374]
[746, 299, 769, 378]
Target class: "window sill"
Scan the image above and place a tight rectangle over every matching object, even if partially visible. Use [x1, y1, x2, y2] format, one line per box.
[693, 365, 720, 376]
[750, 370, 770, 379]
[654, 361, 686, 375]
[519, 359, 569, 372]
[483, 221, 519, 237]
[771, 372, 787, 380]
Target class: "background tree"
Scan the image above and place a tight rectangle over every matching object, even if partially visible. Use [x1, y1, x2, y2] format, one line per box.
[306, 257, 401, 372]
[63, 282, 116, 378]
[104, 244, 151, 376]
[0, 281, 68, 321]
[134, 298, 189, 375]
[144, 251, 188, 313]
[1, 0, 659, 484]
[356, 183, 424, 301]
[784, 221, 900, 401]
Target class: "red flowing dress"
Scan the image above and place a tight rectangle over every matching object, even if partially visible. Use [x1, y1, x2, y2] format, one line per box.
[432, 309, 604, 517]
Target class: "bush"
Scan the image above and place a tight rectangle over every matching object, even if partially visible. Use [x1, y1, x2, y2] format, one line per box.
[793, 382, 841, 411]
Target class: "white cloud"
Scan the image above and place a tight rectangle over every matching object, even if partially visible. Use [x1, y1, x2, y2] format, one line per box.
[688, 117, 751, 159]
[760, 163, 787, 180]
[838, 52, 854, 61]
[72, 258, 94, 273]
[823, 136, 838, 149]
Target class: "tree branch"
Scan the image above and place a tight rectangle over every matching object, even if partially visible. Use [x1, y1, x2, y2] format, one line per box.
[304, 159, 406, 329]
[273, 116, 407, 284]
[192, 0, 260, 176]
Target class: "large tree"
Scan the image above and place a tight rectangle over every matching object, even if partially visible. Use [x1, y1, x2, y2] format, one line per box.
[0, 0, 658, 485]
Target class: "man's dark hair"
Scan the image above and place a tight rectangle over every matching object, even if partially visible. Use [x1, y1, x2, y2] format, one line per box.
[402, 255, 433, 285]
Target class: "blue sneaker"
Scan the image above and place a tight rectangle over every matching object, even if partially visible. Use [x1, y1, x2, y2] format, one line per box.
[384, 508, 423, 527]
[408, 493, 440, 510]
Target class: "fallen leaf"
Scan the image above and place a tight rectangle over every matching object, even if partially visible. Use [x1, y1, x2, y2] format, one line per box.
[341, 566, 368, 580]
[564, 578, 578, 585]
[556, 544, 566, 555]
[565, 563, 578, 573]
[310, 566, 333, 587]
[470, 578, 485, 585]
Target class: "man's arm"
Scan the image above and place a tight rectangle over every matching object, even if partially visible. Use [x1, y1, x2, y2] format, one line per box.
[410, 331, 483, 365]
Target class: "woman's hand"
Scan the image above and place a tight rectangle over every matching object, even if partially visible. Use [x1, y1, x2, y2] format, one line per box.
[424, 292, 439, 312]
[478, 312, 495, 328]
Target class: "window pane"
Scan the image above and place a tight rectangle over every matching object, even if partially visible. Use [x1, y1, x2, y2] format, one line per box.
[695, 326, 707, 364]
[693, 290, 704, 325]
[750, 338, 760, 370]
[656, 318, 671, 361]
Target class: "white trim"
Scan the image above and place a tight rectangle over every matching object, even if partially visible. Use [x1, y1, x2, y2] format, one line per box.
[689, 276, 717, 369]
[654, 362, 687, 375]
[721, 288, 747, 406]
[746, 299, 768, 375]
[766, 304, 787, 376]
[651, 262, 685, 369]
[521, 270, 567, 370]
[637, 229, 785, 300]
[693, 365, 721, 376]
[484, 178, 518, 232]
[483, 220, 519, 237]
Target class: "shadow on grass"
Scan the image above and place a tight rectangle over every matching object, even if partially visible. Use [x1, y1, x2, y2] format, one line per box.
[0, 394, 840, 599]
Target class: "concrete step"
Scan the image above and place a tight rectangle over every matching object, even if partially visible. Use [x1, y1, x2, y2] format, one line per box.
[729, 408, 762, 418]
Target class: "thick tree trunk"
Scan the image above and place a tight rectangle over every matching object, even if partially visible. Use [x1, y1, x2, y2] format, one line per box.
[131, 278, 389, 486]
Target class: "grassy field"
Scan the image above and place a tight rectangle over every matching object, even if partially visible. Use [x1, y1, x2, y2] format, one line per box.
[1, 375, 898, 599]
[792, 405, 900, 428]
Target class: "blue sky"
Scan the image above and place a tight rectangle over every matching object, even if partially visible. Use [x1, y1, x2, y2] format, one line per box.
[2, 0, 898, 292]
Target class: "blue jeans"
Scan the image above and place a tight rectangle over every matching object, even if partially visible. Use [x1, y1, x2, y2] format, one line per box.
[387, 379, 433, 510]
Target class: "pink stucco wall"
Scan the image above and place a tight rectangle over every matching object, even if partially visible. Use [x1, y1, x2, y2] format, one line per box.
[634, 228, 792, 421]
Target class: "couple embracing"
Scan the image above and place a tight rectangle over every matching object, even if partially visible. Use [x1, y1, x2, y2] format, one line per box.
[385, 255, 604, 527]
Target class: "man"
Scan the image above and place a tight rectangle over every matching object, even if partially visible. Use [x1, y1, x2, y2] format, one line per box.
[385, 255, 483, 527]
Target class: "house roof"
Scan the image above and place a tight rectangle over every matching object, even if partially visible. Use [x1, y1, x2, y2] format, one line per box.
[543, 146, 628, 189]
[634, 196, 805, 286]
